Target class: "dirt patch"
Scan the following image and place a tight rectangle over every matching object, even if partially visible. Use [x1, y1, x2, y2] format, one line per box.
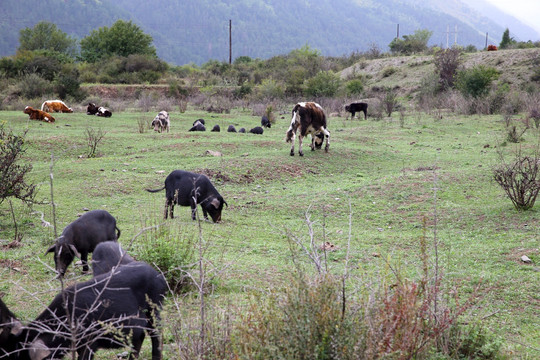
[0, 258, 25, 273]
[504, 247, 539, 265]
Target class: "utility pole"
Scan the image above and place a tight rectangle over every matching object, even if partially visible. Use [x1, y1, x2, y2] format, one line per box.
[485, 32, 488, 49]
[229, 19, 232, 64]
[396, 23, 399, 38]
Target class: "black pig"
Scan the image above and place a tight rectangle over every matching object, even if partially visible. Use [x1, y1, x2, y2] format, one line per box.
[92, 241, 135, 277]
[46, 210, 121, 277]
[146, 170, 227, 222]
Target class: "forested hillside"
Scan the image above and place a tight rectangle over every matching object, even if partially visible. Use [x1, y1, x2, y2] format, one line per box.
[0, 0, 537, 65]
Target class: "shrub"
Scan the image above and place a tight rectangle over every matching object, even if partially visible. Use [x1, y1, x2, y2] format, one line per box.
[493, 151, 540, 211]
[345, 78, 364, 95]
[434, 48, 462, 89]
[304, 70, 341, 97]
[136, 222, 195, 292]
[85, 127, 106, 158]
[12, 73, 54, 99]
[456, 65, 500, 98]
[382, 88, 399, 117]
[381, 66, 397, 78]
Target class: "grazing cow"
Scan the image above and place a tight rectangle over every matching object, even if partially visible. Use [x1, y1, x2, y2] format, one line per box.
[151, 111, 170, 133]
[227, 125, 237, 133]
[487, 44, 498, 51]
[46, 210, 121, 277]
[345, 102, 368, 120]
[249, 126, 264, 135]
[261, 115, 271, 128]
[146, 170, 227, 222]
[238, 128, 246, 133]
[0, 261, 167, 360]
[41, 100, 73, 113]
[23, 106, 55, 123]
[211, 124, 220, 132]
[286, 102, 330, 156]
[92, 241, 135, 277]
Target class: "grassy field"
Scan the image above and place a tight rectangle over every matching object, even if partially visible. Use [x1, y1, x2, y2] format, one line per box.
[0, 106, 539, 358]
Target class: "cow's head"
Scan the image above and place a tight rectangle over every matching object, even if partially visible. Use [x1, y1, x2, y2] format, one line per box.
[86, 103, 98, 114]
[345, 105, 351, 112]
[23, 106, 32, 115]
[46, 237, 80, 277]
[314, 132, 324, 149]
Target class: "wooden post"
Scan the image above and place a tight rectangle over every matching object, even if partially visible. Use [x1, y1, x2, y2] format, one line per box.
[229, 19, 232, 64]
[396, 23, 399, 39]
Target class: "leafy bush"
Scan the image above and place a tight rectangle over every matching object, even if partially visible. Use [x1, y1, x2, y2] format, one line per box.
[434, 48, 462, 89]
[381, 66, 397, 78]
[345, 78, 364, 95]
[11, 73, 54, 99]
[136, 222, 195, 292]
[304, 70, 341, 97]
[456, 65, 500, 98]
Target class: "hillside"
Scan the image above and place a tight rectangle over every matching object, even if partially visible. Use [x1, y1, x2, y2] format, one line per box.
[1, 0, 538, 65]
[340, 48, 540, 96]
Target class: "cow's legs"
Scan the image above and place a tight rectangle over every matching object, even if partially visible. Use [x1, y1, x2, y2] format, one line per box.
[323, 129, 330, 153]
[298, 136, 304, 156]
[289, 136, 295, 156]
[164, 199, 170, 219]
[81, 252, 89, 272]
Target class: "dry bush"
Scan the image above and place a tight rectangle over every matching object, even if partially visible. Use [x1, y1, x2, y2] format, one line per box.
[85, 127, 106, 158]
[493, 150, 540, 211]
[137, 116, 149, 134]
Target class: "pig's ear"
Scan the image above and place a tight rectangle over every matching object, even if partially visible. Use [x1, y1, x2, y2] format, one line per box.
[45, 244, 56, 255]
[68, 244, 81, 259]
[10, 319, 23, 336]
[211, 198, 220, 209]
[29, 338, 51, 360]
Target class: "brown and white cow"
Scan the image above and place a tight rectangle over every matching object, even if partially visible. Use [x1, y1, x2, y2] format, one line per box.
[286, 102, 330, 156]
[151, 110, 170, 133]
[23, 106, 55, 123]
[41, 100, 73, 113]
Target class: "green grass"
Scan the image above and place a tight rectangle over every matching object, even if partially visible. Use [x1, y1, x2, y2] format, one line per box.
[1, 108, 539, 358]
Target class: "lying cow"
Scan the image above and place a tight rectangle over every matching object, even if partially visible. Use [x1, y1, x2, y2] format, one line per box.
[227, 125, 237, 133]
[0, 261, 167, 360]
[249, 126, 264, 135]
[345, 102, 368, 120]
[261, 115, 271, 128]
[41, 100, 73, 113]
[239, 128, 246, 133]
[86, 102, 112, 117]
[23, 106, 55, 123]
[151, 110, 170, 133]
[146, 170, 227, 222]
[92, 241, 135, 277]
[189, 120, 206, 131]
[211, 124, 220, 132]
[46, 209, 121, 277]
[286, 102, 330, 156]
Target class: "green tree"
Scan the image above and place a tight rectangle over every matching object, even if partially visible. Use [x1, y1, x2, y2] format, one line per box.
[304, 70, 341, 97]
[80, 20, 156, 62]
[499, 28, 516, 49]
[18, 21, 77, 58]
[389, 29, 433, 55]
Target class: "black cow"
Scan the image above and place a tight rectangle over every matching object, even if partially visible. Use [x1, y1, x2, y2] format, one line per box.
[146, 170, 227, 222]
[238, 128, 246, 133]
[92, 241, 135, 277]
[345, 102, 368, 120]
[0, 262, 167, 360]
[211, 124, 220, 132]
[286, 102, 330, 156]
[86, 103, 99, 115]
[46, 210, 121, 277]
[261, 115, 271, 128]
[227, 125, 237, 133]
[249, 126, 264, 135]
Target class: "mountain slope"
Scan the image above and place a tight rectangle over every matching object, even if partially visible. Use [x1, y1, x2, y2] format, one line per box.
[0, 0, 537, 65]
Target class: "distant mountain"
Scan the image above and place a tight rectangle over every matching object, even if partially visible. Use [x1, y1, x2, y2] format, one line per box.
[0, 0, 538, 65]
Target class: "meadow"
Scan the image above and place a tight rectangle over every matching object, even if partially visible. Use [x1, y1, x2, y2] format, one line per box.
[0, 105, 538, 358]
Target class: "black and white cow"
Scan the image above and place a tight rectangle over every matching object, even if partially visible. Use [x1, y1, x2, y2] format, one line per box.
[0, 262, 167, 360]
[86, 103, 112, 117]
[345, 102, 368, 120]
[261, 115, 271, 128]
[151, 111, 170, 133]
[286, 102, 330, 156]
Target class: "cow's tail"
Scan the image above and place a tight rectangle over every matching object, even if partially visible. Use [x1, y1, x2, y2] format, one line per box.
[146, 186, 166, 193]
